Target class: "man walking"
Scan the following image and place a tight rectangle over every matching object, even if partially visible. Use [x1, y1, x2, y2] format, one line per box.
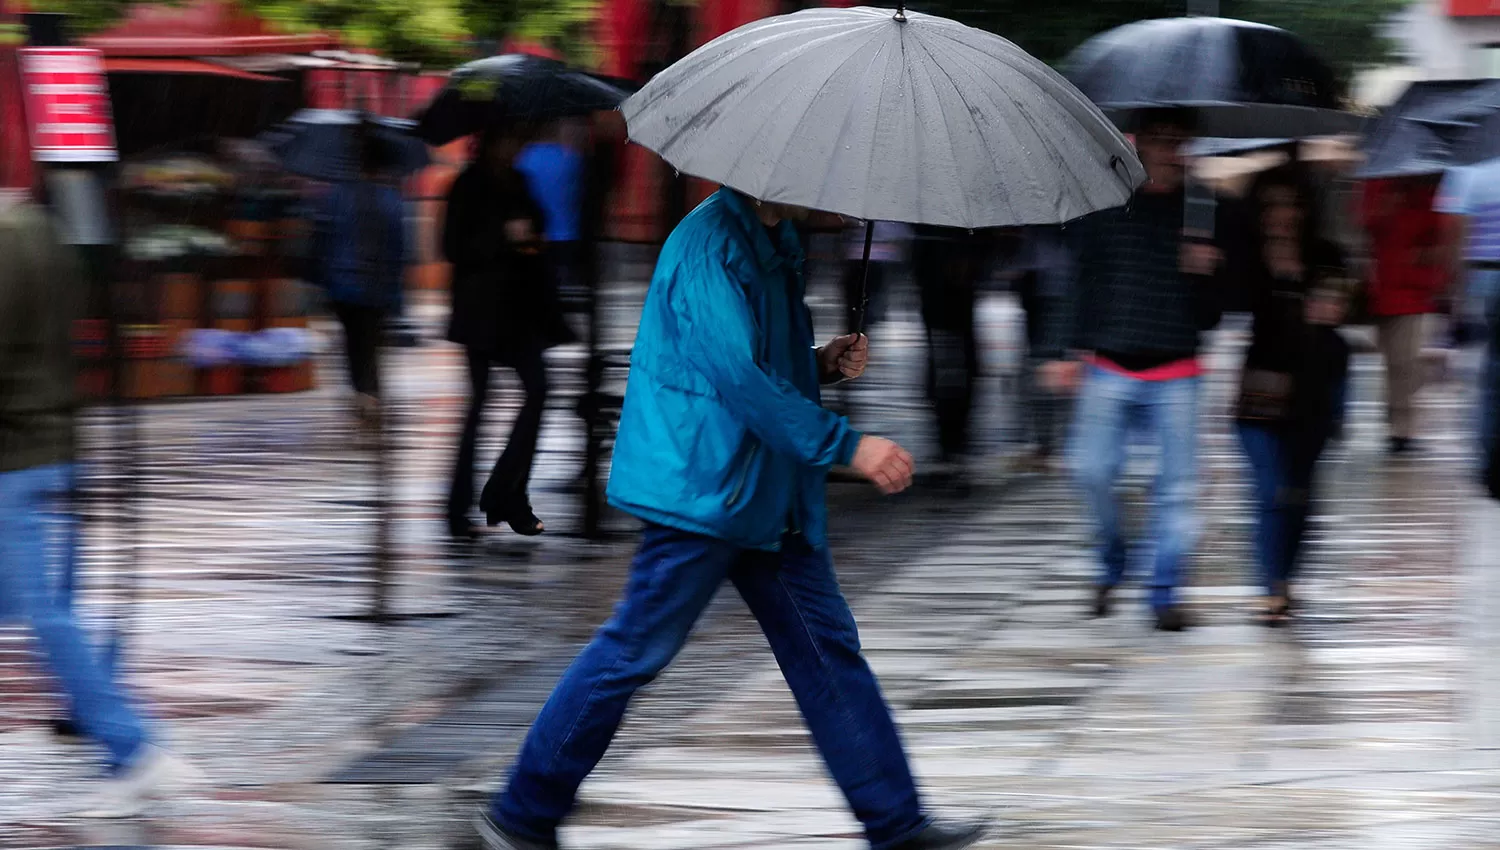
[0, 191, 187, 816]
[475, 189, 986, 850]
[1040, 110, 1223, 632]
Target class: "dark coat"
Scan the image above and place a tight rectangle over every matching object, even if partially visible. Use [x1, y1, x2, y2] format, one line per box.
[1236, 238, 1351, 434]
[442, 164, 574, 360]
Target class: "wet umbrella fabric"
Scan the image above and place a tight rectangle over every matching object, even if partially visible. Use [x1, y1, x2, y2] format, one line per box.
[267, 110, 429, 183]
[621, 5, 1144, 231]
[415, 54, 634, 146]
[1064, 17, 1362, 139]
[1358, 80, 1500, 179]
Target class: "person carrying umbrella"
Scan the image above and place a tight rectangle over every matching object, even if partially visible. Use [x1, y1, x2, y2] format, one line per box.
[472, 7, 1144, 849]
[314, 123, 409, 432]
[1039, 109, 1226, 632]
[443, 127, 575, 538]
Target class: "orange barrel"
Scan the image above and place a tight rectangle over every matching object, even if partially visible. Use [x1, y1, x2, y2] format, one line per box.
[119, 323, 181, 400]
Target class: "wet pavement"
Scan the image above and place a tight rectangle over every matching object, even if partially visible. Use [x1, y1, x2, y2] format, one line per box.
[3, 261, 1499, 848]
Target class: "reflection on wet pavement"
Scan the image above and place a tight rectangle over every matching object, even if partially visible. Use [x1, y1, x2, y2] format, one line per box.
[2, 270, 1498, 848]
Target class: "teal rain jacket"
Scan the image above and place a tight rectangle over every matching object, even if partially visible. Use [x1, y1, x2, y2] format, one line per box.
[606, 190, 863, 550]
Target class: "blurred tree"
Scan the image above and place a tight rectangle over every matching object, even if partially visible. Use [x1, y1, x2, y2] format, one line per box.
[30, 0, 605, 67]
[915, 0, 1409, 89]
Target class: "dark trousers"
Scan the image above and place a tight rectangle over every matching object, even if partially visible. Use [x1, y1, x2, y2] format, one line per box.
[332, 302, 384, 397]
[917, 275, 978, 461]
[1237, 422, 1331, 595]
[448, 346, 550, 520]
[491, 525, 928, 849]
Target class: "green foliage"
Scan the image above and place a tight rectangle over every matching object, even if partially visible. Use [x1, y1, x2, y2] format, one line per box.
[31, 0, 602, 68]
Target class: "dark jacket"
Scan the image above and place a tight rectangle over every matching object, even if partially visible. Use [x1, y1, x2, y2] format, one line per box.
[0, 200, 80, 473]
[1042, 189, 1224, 364]
[1236, 238, 1351, 431]
[442, 164, 573, 360]
[317, 180, 407, 312]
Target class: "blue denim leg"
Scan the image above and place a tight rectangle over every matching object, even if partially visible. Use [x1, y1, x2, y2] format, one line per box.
[1143, 376, 1200, 611]
[1069, 366, 1134, 589]
[730, 536, 927, 850]
[0, 464, 148, 772]
[492, 525, 736, 843]
[1237, 424, 1287, 595]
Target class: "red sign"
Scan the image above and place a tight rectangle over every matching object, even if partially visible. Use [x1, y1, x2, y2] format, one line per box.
[19, 47, 117, 163]
[1449, 0, 1500, 16]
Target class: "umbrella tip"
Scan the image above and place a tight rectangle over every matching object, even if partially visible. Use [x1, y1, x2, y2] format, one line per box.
[894, 2, 906, 22]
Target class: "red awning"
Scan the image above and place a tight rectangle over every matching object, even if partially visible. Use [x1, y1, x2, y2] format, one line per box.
[84, 0, 339, 57]
[103, 57, 282, 82]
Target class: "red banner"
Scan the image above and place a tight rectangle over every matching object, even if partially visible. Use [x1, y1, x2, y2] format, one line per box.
[1449, 0, 1500, 16]
[19, 47, 117, 163]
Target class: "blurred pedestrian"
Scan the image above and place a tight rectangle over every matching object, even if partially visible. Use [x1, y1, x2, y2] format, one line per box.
[1435, 159, 1500, 348]
[0, 192, 190, 816]
[444, 129, 575, 538]
[912, 225, 989, 471]
[1233, 167, 1352, 626]
[474, 189, 987, 850]
[1014, 225, 1074, 470]
[1040, 109, 1224, 632]
[515, 119, 588, 315]
[1484, 294, 1500, 499]
[1361, 176, 1459, 455]
[316, 124, 407, 432]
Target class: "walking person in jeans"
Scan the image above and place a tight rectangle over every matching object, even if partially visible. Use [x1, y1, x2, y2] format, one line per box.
[1039, 110, 1224, 632]
[0, 193, 190, 816]
[475, 189, 986, 850]
[1233, 167, 1352, 625]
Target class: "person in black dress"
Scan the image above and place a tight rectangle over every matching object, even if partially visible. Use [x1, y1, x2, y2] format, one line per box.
[444, 129, 576, 538]
[1233, 165, 1352, 625]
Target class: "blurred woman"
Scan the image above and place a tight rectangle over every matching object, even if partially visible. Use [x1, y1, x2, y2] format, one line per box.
[444, 128, 575, 538]
[319, 125, 407, 430]
[1234, 166, 1353, 625]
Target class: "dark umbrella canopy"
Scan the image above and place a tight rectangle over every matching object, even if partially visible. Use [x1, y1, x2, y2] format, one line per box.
[415, 54, 634, 146]
[1357, 79, 1500, 179]
[266, 110, 429, 183]
[1065, 17, 1362, 138]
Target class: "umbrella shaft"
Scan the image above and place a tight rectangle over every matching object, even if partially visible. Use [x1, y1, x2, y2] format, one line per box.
[854, 220, 874, 336]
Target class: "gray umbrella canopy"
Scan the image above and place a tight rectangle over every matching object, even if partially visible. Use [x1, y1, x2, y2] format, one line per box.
[621, 6, 1144, 230]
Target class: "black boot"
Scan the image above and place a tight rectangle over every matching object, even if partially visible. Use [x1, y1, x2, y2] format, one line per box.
[891, 818, 990, 850]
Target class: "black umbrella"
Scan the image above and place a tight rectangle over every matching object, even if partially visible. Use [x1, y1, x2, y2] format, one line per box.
[415, 54, 635, 146]
[266, 109, 430, 183]
[1357, 79, 1500, 179]
[1064, 17, 1363, 138]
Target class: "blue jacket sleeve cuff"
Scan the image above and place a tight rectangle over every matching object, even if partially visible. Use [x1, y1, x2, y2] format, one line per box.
[835, 426, 863, 468]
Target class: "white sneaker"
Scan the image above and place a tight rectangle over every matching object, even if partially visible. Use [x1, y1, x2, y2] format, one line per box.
[75, 746, 203, 818]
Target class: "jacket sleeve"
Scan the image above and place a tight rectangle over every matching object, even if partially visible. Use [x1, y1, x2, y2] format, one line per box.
[671, 246, 863, 469]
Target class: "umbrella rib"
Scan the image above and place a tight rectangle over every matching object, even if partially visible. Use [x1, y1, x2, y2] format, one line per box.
[908, 32, 995, 227]
[749, 25, 890, 202]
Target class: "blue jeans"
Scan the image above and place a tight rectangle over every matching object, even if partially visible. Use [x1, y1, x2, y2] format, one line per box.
[492, 525, 927, 849]
[1069, 366, 1199, 610]
[0, 463, 148, 772]
[1237, 425, 1327, 595]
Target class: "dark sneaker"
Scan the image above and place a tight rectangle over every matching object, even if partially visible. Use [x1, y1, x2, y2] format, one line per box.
[891, 818, 990, 850]
[474, 809, 558, 850]
[1153, 605, 1193, 632]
